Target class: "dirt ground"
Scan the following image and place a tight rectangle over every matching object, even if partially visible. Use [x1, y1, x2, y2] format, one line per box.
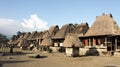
[0, 48, 120, 67]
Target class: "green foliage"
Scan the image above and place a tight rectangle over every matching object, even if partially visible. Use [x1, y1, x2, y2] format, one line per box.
[11, 31, 26, 40]
[71, 23, 78, 28]
[0, 33, 9, 43]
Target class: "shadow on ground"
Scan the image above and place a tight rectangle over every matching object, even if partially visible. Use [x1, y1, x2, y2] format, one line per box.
[0, 60, 33, 67]
[104, 66, 117, 67]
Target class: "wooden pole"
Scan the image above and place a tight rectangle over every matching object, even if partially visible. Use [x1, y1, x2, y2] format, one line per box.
[89, 38, 91, 47]
[115, 38, 117, 51]
[105, 37, 107, 46]
[93, 38, 96, 46]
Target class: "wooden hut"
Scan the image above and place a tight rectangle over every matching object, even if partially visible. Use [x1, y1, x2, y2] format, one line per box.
[17, 38, 29, 50]
[76, 23, 89, 36]
[38, 25, 59, 52]
[52, 23, 89, 52]
[27, 31, 38, 41]
[40, 36, 53, 52]
[38, 25, 59, 45]
[63, 33, 83, 57]
[80, 13, 119, 55]
[8, 35, 24, 47]
[53, 24, 76, 47]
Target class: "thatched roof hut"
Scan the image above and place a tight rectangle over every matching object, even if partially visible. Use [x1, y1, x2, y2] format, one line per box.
[8, 35, 24, 45]
[40, 37, 53, 46]
[53, 24, 76, 39]
[23, 32, 31, 39]
[63, 33, 83, 47]
[37, 32, 44, 39]
[85, 13, 119, 36]
[17, 38, 29, 47]
[42, 25, 59, 39]
[27, 31, 38, 41]
[76, 23, 89, 36]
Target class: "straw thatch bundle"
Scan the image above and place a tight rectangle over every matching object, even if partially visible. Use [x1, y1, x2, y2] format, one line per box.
[85, 13, 119, 36]
[63, 33, 83, 47]
[53, 24, 76, 39]
[40, 37, 53, 46]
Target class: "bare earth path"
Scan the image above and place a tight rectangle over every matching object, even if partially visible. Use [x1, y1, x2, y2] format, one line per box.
[0, 48, 120, 67]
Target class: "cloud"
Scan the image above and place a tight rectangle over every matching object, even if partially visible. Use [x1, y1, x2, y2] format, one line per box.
[21, 14, 48, 30]
[0, 14, 48, 38]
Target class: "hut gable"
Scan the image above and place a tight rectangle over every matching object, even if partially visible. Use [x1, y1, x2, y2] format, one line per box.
[42, 25, 59, 39]
[53, 24, 76, 39]
[9, 35, 24, 45]
[76, 23, 89, 35]
[37, 32, 44, 39]
[41, 37, 53, 46]
[23, 32, 31, 39]
[85, 13, 119, 36]
[27, 31, 38, 40]
[63, 33, 83, 47]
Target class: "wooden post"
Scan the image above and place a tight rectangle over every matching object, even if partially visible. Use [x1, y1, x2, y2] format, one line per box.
[93, 38, 96, 46]
[105, 37, 107, 46]
[115, 38, 117, 51]
[89, 38, 91, 47]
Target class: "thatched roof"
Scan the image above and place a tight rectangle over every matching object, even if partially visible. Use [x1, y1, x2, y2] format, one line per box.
[40, 37, 53, 46]
[116, 29, 120, 35]
[53, 24, 76, 39]
[27, 31, 38, 40]
[42, 25, 59, 39]
[85, 13, 119, 36]
[8, 35, 24, 45]
[17, 38, 29, 47]
[31, 32, 40, 40]
[76, 23, 89, 36]
[37, 32, 44, 39]
[23, 32, 31, 39]
[63, 33, 83, 47]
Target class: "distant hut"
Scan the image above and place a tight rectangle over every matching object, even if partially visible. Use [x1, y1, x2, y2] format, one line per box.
[38, 25, 59, 52]
[40, 36, 53, 52]
[8, 35, 24, 47]
[53, 24, 76, 47]
[76, 23, 89, 36]
[27, 31, 38, 41]
[38, 25, 59, 46]
[63, 33, 83, 57]
[80, 13, 119, 55]
[17, 38, 29, 50]
[23, 32, 31, 39]
[42, 25, 59, 39]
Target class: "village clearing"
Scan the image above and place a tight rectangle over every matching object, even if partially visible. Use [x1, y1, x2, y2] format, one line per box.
[0, 48, 120, 67]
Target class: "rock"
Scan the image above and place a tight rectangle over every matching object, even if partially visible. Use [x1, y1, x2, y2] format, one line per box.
[27, 54, 41, 58]
[8, 57, 12, 59]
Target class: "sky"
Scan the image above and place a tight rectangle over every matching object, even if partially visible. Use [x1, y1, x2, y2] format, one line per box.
[0, 0, 120, 38]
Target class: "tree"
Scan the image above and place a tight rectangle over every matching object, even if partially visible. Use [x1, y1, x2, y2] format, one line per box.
[0, 33, 9, 44]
